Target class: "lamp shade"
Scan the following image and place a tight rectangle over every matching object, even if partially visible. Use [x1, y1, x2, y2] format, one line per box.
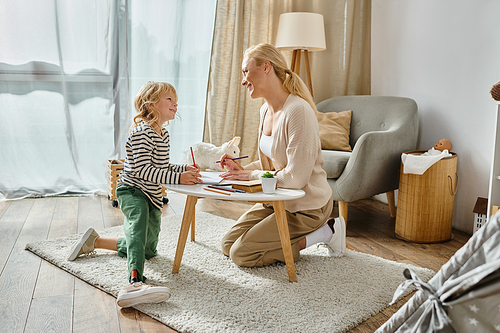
[275, 12, 326, 51]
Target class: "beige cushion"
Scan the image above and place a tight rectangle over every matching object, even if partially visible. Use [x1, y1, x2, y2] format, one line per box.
[316, 110, 352, 151]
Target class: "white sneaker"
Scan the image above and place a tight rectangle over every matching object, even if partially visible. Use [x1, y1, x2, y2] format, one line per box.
[325, 216, 346, 257]
[116, 282, 171, 308]
[67, 227, 100, 261]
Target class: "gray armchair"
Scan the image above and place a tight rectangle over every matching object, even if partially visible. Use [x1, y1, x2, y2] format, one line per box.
[316, 95, 418, 222]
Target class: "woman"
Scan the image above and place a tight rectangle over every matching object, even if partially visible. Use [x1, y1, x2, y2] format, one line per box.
[219, 43, 346, 268]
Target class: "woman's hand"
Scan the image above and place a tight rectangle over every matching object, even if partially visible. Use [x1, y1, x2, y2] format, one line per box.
[220, 169, 252, 181]
[180, 169, 201, 185]
[219, 153, 244, 171]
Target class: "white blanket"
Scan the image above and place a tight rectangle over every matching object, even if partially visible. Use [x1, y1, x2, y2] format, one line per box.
[401, 148, 452, 175]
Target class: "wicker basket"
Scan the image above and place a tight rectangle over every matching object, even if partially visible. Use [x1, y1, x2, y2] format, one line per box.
[395, 151, 458, 243]
[107, 159, 125, 200]
[491, 81, 500, 101]
[106, 159, 167, 207]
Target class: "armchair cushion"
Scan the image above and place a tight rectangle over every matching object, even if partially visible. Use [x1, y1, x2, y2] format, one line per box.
[321, 150, 351, 179]
[315, 110, 352, 151]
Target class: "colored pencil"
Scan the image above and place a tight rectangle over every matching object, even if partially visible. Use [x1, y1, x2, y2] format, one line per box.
[203, 187, 231, 195]
[207, 185, 245, 193]
[190, 147, 196, 165]
[215, 155, 249, 163]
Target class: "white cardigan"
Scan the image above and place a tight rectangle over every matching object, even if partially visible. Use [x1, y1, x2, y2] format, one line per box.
[245, 94, 332, 213]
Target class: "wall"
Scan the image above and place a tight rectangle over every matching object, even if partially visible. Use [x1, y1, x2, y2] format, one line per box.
[371, 0, 500, 233]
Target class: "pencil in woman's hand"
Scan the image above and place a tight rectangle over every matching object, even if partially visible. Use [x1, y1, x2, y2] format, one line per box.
[216, 155, 249, 163]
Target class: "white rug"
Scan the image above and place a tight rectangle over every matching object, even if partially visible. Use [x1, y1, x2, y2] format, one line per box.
[26, 212, 435, 333]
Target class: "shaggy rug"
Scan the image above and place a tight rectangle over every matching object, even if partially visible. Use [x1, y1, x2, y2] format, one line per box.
[26, 212, 435, 333]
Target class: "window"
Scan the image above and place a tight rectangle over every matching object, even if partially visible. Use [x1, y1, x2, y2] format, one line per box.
[0, 0, 216, 199]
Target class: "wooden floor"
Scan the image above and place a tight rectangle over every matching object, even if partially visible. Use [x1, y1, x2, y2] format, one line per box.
[0, 193, 470, 333]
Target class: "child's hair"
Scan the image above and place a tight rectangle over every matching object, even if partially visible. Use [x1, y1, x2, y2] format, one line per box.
[243, 43, 316, 111]
[133, 81, 178, 128]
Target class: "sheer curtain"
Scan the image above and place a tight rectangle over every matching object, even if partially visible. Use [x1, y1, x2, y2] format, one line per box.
[129, 0, 216, 164]
[0, 0, 216, 200]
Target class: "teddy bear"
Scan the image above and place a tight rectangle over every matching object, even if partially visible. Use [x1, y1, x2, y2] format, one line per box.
[185, 136, 241, 171]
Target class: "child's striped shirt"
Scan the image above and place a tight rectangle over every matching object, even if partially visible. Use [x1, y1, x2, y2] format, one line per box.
[117, 121, 186, 209]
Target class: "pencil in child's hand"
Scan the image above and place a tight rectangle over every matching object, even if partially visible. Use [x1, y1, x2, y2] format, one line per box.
[190, 147, 197, 166]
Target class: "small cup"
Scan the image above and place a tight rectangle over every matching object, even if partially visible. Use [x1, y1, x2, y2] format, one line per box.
[261, 177, 277, 194]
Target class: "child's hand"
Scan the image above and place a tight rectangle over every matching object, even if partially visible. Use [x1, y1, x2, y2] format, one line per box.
[180, 170, 201, 185]
[219, 153, 244, 171]
[186, 164, 200, 173]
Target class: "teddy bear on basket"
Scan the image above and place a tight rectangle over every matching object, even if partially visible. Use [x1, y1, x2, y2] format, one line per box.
[184, 136, 241, 172]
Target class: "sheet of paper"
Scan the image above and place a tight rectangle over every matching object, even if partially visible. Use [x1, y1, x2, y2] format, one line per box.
[199, 171, 261, 186]
[200, 171, 231, 185]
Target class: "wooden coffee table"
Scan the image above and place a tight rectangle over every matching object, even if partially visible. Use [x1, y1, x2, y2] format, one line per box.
[164, 183, 305, 282]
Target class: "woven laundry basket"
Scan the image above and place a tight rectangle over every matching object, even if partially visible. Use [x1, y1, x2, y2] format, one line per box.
[106, 159, 167, 207]
[395, 150, 458, 243]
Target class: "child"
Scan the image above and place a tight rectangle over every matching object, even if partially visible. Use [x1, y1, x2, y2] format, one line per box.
[68, 81, 201, 308]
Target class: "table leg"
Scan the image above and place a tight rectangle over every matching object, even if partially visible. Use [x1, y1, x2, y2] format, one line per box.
[272, 200, 297, 282]
[172, 195, 198, 274]
[190, 211, 195, 241]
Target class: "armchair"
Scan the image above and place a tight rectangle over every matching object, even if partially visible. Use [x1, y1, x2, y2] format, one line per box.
[316, 95, 418, 222]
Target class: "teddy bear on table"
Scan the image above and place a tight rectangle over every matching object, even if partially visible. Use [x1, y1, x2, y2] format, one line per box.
[185, 136, 241, 172]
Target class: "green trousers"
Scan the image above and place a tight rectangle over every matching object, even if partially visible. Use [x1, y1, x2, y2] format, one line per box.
[116, 185, 162, 282]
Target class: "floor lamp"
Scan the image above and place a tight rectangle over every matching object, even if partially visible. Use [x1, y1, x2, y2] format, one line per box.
[275, 12, 326, 98]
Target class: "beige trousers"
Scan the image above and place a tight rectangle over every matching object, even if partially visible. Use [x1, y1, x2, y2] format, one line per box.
[221, 196, 333, 267]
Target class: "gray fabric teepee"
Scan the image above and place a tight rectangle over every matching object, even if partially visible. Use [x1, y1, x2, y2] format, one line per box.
[377, 211, 500, 332]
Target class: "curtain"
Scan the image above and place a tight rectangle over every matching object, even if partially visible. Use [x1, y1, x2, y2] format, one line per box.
[204, 0, 285, 163]
[0, 0, 216, 200]
[128, 1, 216, 164]
[295, 0, 371, 101]
[204, 0, 371, 161]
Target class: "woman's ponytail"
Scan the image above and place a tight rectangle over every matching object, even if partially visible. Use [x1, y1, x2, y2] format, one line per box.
[282, 70, 316, 111]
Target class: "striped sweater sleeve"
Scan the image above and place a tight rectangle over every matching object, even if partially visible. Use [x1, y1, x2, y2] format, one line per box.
[126, 129, 185, 185]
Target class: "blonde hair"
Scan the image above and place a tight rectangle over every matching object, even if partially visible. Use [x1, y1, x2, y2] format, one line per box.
[133, 81, 178, 128]
[244, 43, 316, 111]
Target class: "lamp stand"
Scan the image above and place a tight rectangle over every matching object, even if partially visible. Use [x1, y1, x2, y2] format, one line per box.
[290, 49, 313, 97]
